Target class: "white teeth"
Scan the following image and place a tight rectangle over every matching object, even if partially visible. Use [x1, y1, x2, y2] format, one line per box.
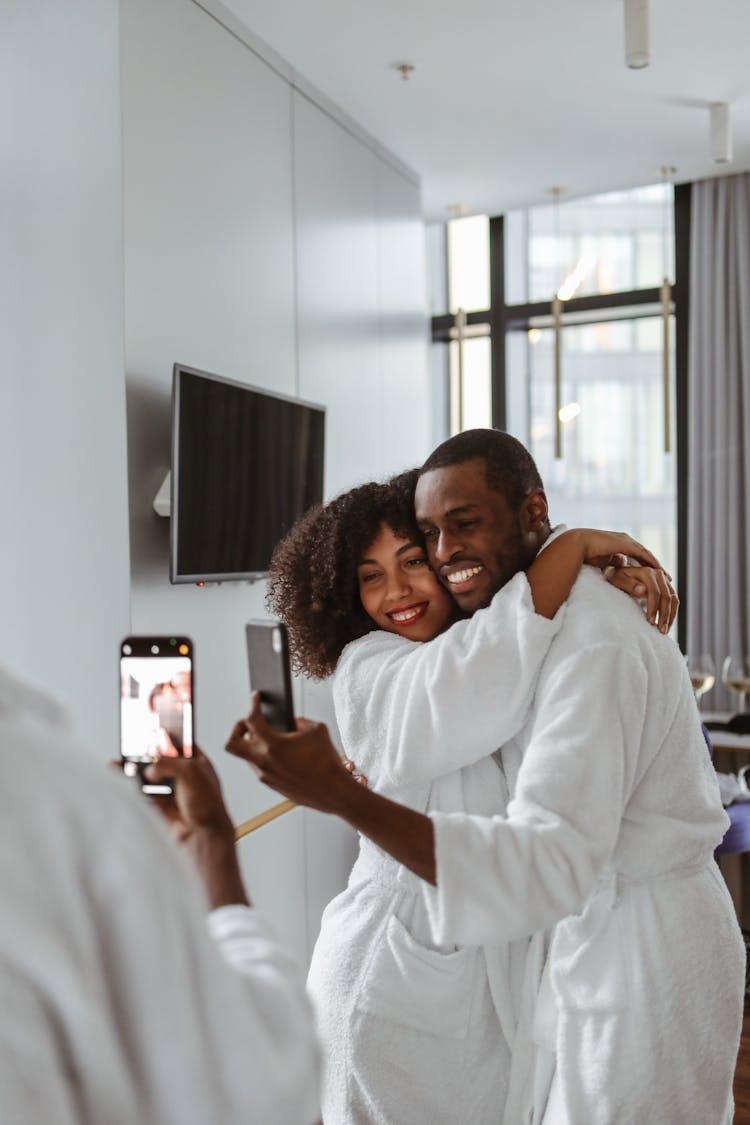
[446, 566, 483, 585]
[391, 607, 422, 623]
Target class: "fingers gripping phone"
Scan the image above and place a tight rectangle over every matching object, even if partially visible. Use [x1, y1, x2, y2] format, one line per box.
[245, 621, 295, 732]
[120, 636, 194, 794]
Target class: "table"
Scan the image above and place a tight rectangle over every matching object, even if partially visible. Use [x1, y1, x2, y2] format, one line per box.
[703, 714, 750, 926]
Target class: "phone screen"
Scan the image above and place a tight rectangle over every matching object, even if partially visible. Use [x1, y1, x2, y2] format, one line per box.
[120, 637, 194, 769]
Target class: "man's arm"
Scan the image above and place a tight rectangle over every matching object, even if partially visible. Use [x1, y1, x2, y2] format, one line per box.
[226, 697, 437, 884]
[145, 750, 249, 909]
[233, 637, 643, 949]
[124, 748, 321, 1123]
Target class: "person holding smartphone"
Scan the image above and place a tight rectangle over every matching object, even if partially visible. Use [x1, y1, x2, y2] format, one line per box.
[231, 429, 743, 1125]
[0, 659, 319, 1125]
[256, 465, 674, 1125]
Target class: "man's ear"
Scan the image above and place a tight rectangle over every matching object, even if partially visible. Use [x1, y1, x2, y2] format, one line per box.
[521, 488, 549, 534]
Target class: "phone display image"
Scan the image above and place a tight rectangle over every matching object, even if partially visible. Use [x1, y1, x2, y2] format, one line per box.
[120, 638, 194, 770]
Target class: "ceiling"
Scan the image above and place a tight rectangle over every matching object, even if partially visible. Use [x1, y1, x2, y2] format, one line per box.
[219, 0, 750, 221]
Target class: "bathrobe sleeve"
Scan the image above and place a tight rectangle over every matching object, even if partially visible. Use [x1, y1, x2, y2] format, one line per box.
[86, 801, 322, 1125]
[333, 571, 564, 788]
[206, 905, 321, 1116]
[0, 681, 322, 1125]
[423, 641, 647, 945]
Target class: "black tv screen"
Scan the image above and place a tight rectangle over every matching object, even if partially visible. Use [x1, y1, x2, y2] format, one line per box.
[170, 365, 325, 583]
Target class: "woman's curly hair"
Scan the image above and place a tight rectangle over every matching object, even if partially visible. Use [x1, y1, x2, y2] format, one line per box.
[266, 469, 422, 680]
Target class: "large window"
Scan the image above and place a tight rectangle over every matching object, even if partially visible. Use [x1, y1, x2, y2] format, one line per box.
[510, 316, 676, 572]
[431, 182, 684, 607]
[506, 184, 674, 304]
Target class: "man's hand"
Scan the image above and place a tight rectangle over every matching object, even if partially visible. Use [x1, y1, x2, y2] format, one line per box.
[226, 693, 360, 815]
[145, 749, 233, 843]
[227, 694, 437, 884]
[144, 750, 249, 910]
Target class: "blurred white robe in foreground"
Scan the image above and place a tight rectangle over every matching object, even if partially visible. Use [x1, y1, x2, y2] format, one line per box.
[0, 663, 320, 1125]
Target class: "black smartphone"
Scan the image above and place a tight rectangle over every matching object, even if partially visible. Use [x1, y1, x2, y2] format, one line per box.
[119, 636, 194, 794]
[245, 620, 295, 732]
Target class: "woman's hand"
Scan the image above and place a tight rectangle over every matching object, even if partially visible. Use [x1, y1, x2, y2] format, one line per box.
[341, 755, 369, 787]
[573, 528, 677, 632]
[606, 564, 678, 633]
[576, 528, 668, 574]
[528, 528, 673, 624]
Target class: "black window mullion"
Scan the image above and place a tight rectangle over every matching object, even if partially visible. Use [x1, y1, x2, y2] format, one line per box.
[504, 286, 667, 328]
[489, 216, 506, 429]
[431, 308, 491, 342]
[674, 182, 691, 652]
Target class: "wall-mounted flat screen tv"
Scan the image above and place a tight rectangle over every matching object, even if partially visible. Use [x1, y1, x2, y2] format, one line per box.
[170, 364, 325, 583]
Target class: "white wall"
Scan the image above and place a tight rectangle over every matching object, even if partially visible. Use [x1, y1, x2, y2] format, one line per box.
[0, 0, 131, 746]
[293, 89, 432, 946]
[2, 0, 431, 970]
[120, 0, 431, 963]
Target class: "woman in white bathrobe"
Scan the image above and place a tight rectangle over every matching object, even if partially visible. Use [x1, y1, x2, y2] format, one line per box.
[266, 470, 671, 1125]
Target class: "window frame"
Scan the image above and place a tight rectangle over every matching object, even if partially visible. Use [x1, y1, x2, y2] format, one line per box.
[430, 184, 691, 648]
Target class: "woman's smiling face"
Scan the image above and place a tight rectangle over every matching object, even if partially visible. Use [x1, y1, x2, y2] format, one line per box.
[357, 522, 456, 642]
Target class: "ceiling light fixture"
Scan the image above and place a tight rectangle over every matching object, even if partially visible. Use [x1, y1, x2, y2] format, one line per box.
[623, 0, 650, 69]
[392, 62, 415, 81]
[710, 102, 732, 164]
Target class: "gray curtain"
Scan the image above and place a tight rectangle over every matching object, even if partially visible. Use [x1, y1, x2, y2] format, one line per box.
[687, 172, 750, 710]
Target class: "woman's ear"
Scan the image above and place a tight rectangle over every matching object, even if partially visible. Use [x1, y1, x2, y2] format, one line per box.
[522, 488, 549, 534]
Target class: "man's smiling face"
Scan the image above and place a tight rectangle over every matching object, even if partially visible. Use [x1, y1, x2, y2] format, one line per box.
[414, 458, 545, 614]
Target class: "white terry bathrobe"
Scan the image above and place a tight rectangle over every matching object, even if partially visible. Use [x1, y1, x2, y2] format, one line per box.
[306, 573, 562, 1125]
[0, 663, 320, 1125]
[418, 562, 745, 1125]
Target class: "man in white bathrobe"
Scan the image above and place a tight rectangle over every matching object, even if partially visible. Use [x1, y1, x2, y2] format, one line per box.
[0, 659, 320, 1125]
[231, 428, 745, 1125]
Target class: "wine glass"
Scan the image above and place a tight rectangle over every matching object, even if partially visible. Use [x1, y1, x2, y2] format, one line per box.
[722, 655, 750, 715]
[686, 654, 716, 708]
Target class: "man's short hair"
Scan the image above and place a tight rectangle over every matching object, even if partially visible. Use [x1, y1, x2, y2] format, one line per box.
[420, 428, 545, 510]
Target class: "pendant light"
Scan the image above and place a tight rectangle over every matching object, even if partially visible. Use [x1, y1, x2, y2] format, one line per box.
[546, 187, 565, 459]
[623, 0, 650, 69]
[658, 166, 675, 454]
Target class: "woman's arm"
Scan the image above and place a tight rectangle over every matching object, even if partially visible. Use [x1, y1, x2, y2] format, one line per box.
[332, 573, 560, 786]
[526, 529, 675, 631]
